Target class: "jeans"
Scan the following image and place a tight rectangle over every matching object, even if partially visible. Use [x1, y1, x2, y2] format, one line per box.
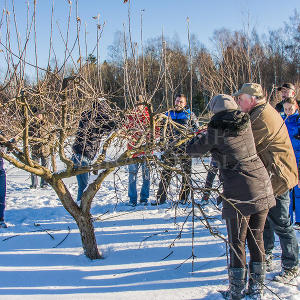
[263, 190, 299, 269]
[31, 155, 50, 187]
[0, 169, 6, 221]
[72, 154, 90, 202]
[128, 162, 150, 204]
[289, 186, 300, 223]
[226, 209, 268, 268]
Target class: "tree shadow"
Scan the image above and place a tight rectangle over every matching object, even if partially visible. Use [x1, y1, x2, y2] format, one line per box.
[0, 207, 228, 298]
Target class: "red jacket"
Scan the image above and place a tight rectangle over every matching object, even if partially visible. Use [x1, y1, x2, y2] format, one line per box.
[125, 106, 151, 157]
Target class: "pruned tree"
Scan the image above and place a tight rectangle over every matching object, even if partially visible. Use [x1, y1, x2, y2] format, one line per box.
[0, 0, 202, 260]
[1, 1, 299, 275]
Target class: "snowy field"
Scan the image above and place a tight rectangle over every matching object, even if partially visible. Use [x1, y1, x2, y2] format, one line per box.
[0, 160, 300, 300]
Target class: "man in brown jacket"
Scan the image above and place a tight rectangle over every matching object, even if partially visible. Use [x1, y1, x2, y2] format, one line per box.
[235, 83, 299, 282]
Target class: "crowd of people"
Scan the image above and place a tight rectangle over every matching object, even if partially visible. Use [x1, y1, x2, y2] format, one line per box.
[186, 82, 300, 299]
[68, 84, 300, 298]
[0, 81, 299, 299]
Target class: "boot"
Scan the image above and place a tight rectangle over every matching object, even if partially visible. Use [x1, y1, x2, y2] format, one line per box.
[273, 266, 299, 282]
[265, 253, 273, 272]
[222, 268, 247, 299]
[247, 262, 266, 299]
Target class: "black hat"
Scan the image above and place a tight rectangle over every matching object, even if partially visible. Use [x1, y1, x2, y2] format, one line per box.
[277, 83, 295, 91]
[31, 106, 38, 114]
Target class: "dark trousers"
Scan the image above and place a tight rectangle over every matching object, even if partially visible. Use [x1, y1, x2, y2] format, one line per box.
[263, 190, 299, 269]
[226, 209, 269, 268]
[157, 157, 192, 203]
[31, 155, 50, 187]
[0, 169, 6, 221]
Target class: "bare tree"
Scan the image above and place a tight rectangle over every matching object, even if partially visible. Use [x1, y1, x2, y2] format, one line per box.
[0, 0, 201, 260]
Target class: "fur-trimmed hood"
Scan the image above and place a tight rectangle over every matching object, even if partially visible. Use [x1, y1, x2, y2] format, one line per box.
[208, 109, 250, 133]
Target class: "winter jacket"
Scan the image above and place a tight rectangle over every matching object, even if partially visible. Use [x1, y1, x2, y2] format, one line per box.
[186, 110, 275, 219]
[165, 108, 199, 133]
[164, 108, 199, 152]
[275, 101, 284, 113]
[281, 111, 300, 162]
[72, 103, 116, 161]
[125, 106, 151, 158]
[249, 102, 298, 196]
[29, 119, 52, 158]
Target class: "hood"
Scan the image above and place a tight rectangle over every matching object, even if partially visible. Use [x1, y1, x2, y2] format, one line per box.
[209, 109, 250, 132]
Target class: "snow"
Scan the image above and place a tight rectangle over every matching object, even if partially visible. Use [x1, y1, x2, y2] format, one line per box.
[0, 160, 300, 300]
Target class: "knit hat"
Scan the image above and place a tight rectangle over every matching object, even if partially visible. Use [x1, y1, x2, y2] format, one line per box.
[209, 94, 238, 114]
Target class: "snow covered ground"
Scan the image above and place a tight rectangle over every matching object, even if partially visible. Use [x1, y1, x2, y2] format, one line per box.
[0, 160, 300, 300]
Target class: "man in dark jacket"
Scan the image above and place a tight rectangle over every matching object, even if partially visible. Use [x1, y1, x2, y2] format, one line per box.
[235, 83, 299, 283]
[153, 94, 199, 205]
[72, 98, 116, 202]
[187, 94, 275, 299]
[29, 108, 52, 188]
[275, 83, 298, 113]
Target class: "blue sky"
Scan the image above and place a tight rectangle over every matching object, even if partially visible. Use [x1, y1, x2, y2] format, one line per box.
[0, 0, 299, 77]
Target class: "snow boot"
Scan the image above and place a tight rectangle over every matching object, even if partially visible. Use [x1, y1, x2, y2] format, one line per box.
[265, 254, 273, 272]
[221, 268, 247, 299]
[247, 262, 266, 299]
[273, 266, 299, 283]
[0, 220, 8, 228]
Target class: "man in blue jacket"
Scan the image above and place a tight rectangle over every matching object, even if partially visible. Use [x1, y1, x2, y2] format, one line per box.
[153, 94, 199, 205]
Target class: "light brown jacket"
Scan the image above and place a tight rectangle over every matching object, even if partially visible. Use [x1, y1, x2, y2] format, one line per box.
[250, 102, 298, 196]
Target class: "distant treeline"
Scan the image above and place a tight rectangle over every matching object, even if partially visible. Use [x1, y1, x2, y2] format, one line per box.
[95, 10, 299, 113]
[1, 11, 299, 115]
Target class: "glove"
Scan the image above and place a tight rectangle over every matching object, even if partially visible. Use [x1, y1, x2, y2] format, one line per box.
[196, 128, 207, 135]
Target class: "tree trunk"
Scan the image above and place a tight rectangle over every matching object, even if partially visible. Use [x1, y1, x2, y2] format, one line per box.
[51, 178, 102, 260]
[76, 213, 102, 259]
